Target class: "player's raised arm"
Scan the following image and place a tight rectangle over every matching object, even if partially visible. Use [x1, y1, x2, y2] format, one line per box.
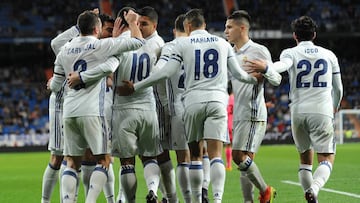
[67, 56, 119, 88]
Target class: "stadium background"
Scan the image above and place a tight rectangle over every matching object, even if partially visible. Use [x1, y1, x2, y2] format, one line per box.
[0, 0, 359, 150]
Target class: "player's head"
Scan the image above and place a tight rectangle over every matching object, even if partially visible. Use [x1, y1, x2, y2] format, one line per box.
[117, 6, 136, 27]
[183, 9, 206, 34]
[173, 14, 187, 37]
[291, 16, 317, 42]
[225, 10, 251, 44]
[99, 14, 114, 39]
[77, 10, 102, 38]
[137, 6, 158, 38]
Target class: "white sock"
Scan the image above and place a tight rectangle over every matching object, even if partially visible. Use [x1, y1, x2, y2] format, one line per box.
[159, 160, 178, 203]
[104, 163, 115, 203]
[41, 164, 59, 203]
[210, 158, 225, 201]
[239, 156, 267, 192]
[143, 159, 161, 194]
[177, 163, 191, 203]
[115, 173, 126, 203]
[240, 171, 254, 202]
[189, 161, 203, 203]
[298, 164, 313, 192]
[85, 164, 108, 203]
[121, 165, 137, 203]
[81, 162, 96, 196]
[312, 161, 332, 195]
[61, 167, 79, 203]
[59, 160, 67, 203]
[202, 155, 210, 190]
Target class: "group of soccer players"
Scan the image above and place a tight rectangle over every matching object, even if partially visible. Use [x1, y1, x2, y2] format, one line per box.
[41, 4, 343, 203]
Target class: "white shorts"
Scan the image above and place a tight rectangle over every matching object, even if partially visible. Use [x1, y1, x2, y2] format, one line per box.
[169, 114, 189, 150]
[48, 108, 63, 156]
[157, 104, 171, 150]
[183, 102, 228, 143]
[291, 113, 336, 154]
[63, 116, 111, 156]
[111, 109, 163, 158]
[232, 120, 266, 153]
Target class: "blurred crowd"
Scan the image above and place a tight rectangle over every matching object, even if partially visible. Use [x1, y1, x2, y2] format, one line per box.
[0, 0, 359, 39]
[0, 0, 359, 144]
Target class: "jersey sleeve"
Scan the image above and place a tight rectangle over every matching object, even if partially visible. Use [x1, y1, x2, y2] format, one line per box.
[272, 49, 294, 73]
[51, 25, 80, 55]
[330, 52, 343, 111]
[101, 36, 145, 57]
[80, 56, 120, 84]
[227, 46, 257, 84]
[134, 58, 181, 91]
[50, 54, 66, 92]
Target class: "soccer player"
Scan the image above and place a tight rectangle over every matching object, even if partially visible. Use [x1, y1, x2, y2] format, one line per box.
[117, 9, 259, 203]
[79, 13, 117, 203]
[49, 10, 144, 203]
[245, 16, 343, 203]
[137, 6, 179, 203]
[112, 6, 164, 203]
[151, 13, 192, 203]
[224, 10, 281, 203]
[41, 18, 81, 203]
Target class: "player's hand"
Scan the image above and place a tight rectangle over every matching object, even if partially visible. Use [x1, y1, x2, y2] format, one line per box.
[244, 59, 268, 73]
[91, 8, 99, 15]
[113, 17, 126, 37]
[67, 72, 81, 88]
[124, 10, 139, 24]
[116, 80, 135, 96]
[46, 77, 53, 90]
[250, 72, 264, 84]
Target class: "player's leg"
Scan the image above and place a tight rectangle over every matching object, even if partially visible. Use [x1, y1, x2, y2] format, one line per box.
[188, 141, 204, 203]
[81, 148, 97, 197]
[232, 120, 275, 203]
[41, 154, 64, 203]
[139, 109, 163, 203]
[61, 117, 85, 203]
[305, 114, 336, 202]
[83, 116, 111, 203]
[203, 102, 229, 203]
[171, 114, 191, 203]
[184, 103, 206, 203]
[42, 104, 64, 203]
[202, 143, 210, 203]
[103, 155, 115, 203]
[157, 150, 177, 203]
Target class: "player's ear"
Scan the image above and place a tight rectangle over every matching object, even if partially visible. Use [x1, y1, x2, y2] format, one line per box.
[312, 32, 316, 40]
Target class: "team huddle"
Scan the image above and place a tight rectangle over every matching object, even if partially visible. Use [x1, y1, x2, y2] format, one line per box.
[41, 5, 343, 203]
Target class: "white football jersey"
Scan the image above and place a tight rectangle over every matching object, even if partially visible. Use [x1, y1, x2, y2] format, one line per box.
[159, 38, 185, 116]
[112, 31, 163, 110]
[51, 33, 144, 117]
[278, 41, 342, 117]
[232, 40, 272, 121]
[133, 30, 257, 106]
[173, 30, 257, 107]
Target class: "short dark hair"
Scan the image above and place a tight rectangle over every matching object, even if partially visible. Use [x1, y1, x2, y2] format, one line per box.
[184, 9, 205, 29]
[174, 14, 186, 32]
[77, 11, 100, 35]
[117, 7, 136, 27]
[227, 10, 251, 28]
[99, 14, 114, 25]
[137, 6, 158, 24]
[291, 16, 317, 41]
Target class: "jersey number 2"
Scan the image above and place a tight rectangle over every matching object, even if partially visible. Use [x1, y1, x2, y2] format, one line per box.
[73, 59, 87, 90]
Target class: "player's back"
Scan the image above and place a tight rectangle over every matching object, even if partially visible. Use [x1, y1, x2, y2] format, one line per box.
[58, 36, 113, 117]
[281, 41, 340, 117]
[163, 39, 185, 116]
[113, 32, 162, 110]
[175, 30, 232, 107]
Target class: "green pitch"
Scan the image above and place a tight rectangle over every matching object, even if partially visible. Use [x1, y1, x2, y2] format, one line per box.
[0, 143, 359, 203]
